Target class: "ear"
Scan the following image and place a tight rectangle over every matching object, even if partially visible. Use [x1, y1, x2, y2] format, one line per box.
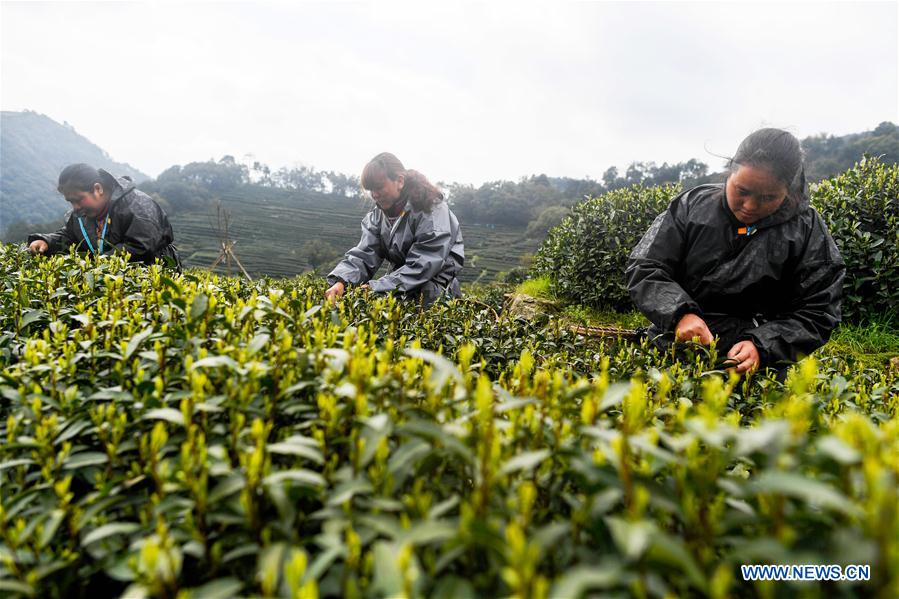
[396, 173, 405, 189]
[94, 182, 105, 197]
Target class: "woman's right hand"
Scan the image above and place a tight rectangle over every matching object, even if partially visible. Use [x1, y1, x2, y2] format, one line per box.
[675, 313, 713, 344]
[325, 281, 346, 304]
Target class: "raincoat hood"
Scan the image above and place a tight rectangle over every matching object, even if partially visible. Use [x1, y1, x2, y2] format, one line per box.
[100, 169, 137, 203]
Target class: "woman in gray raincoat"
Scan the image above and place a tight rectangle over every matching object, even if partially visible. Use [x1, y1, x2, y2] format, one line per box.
[626, 129, 845, 374]
[325, 153, 464, 307]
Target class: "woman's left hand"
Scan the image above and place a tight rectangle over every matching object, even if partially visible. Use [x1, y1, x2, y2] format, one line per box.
[727, 340, 760, 374]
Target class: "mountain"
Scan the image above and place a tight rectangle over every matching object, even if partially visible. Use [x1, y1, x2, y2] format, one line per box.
[1, 110, 149, 232]
[802, 121, 899, 181]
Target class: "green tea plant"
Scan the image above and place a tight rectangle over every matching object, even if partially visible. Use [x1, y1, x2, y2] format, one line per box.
[533, 184, 678, 310]
[811, 156, 899, 322]
[0, 246, 897, 598]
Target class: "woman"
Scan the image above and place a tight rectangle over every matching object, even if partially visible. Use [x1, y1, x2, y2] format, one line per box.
[625, 129, 845, 373]
[325, 152, 464, 307]
[27, 163, 181, 270]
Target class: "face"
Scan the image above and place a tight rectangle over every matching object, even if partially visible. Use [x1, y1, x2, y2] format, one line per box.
[63, 183, 109, 218]
[725, 164, 788, 225]
[365, 173, 404, 211]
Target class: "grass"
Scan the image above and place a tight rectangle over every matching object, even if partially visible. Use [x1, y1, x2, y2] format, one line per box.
[511, 276, 651, 330]
[820, 315, 899, 368]
[827, 317, 899, 353]
[512, 277, 649, 329]
[560, 304, 650, 330]
[514, 275, 556, 300]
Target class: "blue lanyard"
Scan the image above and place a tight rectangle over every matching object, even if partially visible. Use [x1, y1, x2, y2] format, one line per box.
[78, 215, 110, 256]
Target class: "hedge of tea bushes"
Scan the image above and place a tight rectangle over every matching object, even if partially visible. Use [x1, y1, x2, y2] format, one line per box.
[535, 157, 899, 322]
[0, 247, 897, 598]
[533, 183, 678, 312]
[811, 156, 899, 322]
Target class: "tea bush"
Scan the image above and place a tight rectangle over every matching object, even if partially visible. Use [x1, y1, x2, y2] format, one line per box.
[811, 156, 899, 322]
[0, 247, 897, 598]
[533, 184, 679, 310]
[535, 158, 899, 322]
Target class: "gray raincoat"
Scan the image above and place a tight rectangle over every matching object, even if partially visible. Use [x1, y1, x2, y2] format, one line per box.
[327, 200, 464, 306]
[625, 184, 845, 368]
[28, 170, 181, 270]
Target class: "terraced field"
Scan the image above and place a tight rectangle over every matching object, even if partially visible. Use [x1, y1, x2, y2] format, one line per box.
[171, 187, 540, 283]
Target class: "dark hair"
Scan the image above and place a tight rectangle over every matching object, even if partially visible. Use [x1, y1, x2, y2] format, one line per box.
[728, 128, 807, 203]
[57, 163, 116, 195]
[361, 152, 444, 212]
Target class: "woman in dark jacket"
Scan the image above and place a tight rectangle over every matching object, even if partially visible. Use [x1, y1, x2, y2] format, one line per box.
[325, 152, 464, 307]
[625, 129, 845, 373]
[27, 163, 181, 270]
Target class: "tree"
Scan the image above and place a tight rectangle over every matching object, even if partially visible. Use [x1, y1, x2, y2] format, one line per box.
[526, 206, 570, 239]
[602, 166, 621, 190]
[302, 239, 339, 272]
[679, 158, 709, 184]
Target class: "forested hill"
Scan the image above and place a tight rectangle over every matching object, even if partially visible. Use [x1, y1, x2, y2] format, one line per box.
[803, 121, 899, 180]
[0, 110, 149, 229]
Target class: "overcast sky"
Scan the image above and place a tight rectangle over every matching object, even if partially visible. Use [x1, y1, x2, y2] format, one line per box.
[2, 1, 897, 184]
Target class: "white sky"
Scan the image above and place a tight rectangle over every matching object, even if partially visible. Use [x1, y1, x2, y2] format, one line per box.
[2, 1, 897, 184]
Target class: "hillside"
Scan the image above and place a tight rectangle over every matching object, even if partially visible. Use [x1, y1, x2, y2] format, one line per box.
[803, 121, 899, 181]
[0, 110, 149, 230]
[168, 185, 539, 284]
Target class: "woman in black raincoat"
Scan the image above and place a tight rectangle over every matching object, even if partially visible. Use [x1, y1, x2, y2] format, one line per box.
[27, 163, 181, 270]
[626, 129, 845, 373]
[325, 152, 464, 307]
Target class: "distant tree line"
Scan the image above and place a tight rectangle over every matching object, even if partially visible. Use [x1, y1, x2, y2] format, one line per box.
[247, 160, 360, 198]
[802, 121, 898, 181]
[137, 156, 363, 215]
[446, 160, 712, 230]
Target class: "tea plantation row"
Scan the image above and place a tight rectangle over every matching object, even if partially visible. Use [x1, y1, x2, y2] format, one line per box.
[0, 248, 897, 598]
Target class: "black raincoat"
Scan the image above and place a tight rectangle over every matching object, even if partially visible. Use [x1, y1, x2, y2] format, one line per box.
[28, 170, 181, 270]
[625, 184, 845, 368]
[327, 200, 464, 307]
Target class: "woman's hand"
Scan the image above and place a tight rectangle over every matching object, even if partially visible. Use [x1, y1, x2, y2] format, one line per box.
[675, 313, 713, 344]
[28, 240, 49, 255]
[727, 340, 760, 374]
[325, 281, 345, 304]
